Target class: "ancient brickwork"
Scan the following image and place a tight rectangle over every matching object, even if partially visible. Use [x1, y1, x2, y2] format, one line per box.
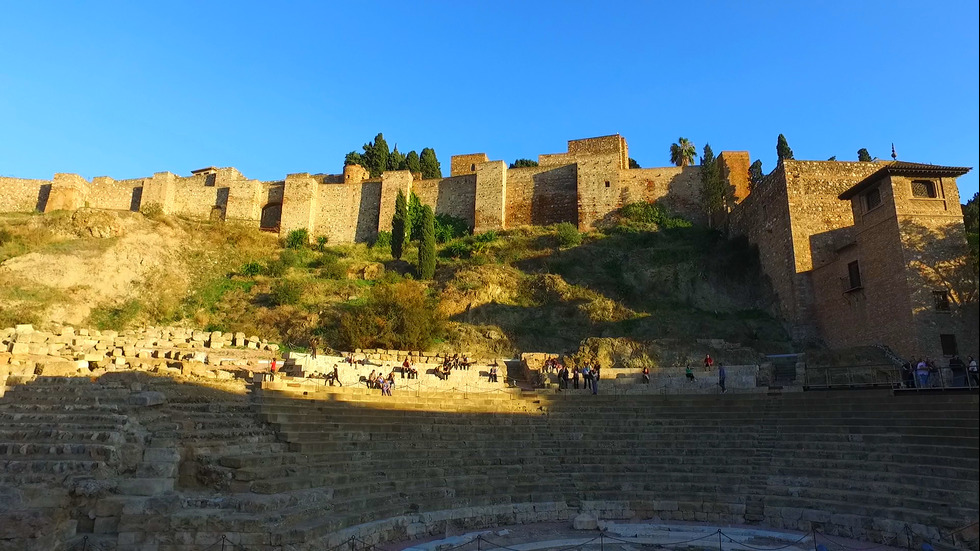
[504, 165, 578, 227]
[413, 175, 478, 226]
[474, 161, 507, 233]
[377, 171, 412, 234]
[0, 176, 50, 212]
[619, 166, 703, 224]
[450, 153, 489, 176]
[279, 173, 319, 237]
[87, 177, 143, 211]
[717, 151, 751, 204]
[315, 179, 382, 243]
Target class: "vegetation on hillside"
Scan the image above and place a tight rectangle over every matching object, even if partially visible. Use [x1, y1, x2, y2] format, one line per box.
[0, 200, 791, 359]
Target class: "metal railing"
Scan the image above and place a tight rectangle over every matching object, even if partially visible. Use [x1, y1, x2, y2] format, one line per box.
[805, 363, 979, 391]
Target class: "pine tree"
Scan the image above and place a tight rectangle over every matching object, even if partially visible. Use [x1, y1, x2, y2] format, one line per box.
[408, 192, 424, 240]
[388, 145, 407, 171]
[344, 151, 364, 167]
[405, 150, 421, 176]
[857, 148, 873, 162]
[749, 160, 764, 189]
[362, 133, 390, 178]
[510, 159, 538, 168]
[628, 158, 641, 169]
[776, 134, 794, 161]
[419, 148, 442, 179]
[417, 204, 436, 279]
[391, 189, 408, 260]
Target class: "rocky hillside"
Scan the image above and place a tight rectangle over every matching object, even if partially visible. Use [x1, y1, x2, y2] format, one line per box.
[0, 205, 792, 366]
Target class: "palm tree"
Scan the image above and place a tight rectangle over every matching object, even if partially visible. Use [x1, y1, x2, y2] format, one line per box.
[669, 138, 696, 167]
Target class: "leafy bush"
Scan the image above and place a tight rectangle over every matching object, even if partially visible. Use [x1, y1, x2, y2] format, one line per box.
[473, 230, 498, 243]
[555, 222, 582, 248]
[318, 254, 348, 280]
[89, 299, 143, 329]
[139, 202, 164, 219]
[279, 249, 303, 268]
[441, 240, 472, 259]
[240, 261, 262, 277]
[372, 231, 392, 250]
[270, 280, 304, 306]
[334, 280, 444, 350]
[264, 260, 287, 278]
[315, 235, 328, 252]
[619, 201, 692, 229]
[433, 214, 470, 243]
[284, 228, 309, 249]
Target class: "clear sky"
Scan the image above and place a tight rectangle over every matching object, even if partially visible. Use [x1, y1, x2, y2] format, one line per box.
[1, 1, 977, 202]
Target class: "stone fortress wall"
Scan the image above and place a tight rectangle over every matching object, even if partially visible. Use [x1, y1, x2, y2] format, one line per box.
[0, 134, 974, 361]
[0, 135, 709, 242]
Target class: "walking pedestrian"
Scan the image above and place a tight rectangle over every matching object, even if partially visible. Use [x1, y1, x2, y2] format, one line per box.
[718, 363, 727, 393]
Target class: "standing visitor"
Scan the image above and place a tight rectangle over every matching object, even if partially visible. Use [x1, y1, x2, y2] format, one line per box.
[558, 364, 569, 389]
[592, 365, 600, 395]
[642, 366, 650, 384]
[969, 356, 978, 388]
[718, 363, 726, 393]
[572, 366, 580, 389]
[583, 364, 593, 391]
[309, 337, 318, 360]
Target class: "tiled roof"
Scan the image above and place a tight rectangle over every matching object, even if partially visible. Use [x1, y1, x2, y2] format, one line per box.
[839, 161, 972, 200]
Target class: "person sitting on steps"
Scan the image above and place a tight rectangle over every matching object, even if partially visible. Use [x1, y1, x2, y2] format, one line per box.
[686, 366, 696, 382]
[488, 365, 499, 383]
[642, 366, 650, 384]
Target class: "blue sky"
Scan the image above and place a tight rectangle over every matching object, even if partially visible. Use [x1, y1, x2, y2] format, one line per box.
[1, 1, 977, 202]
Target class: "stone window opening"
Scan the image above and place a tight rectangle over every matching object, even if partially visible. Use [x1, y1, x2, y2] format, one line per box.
[605, 181, 610, 188]
[844, 260, 862, 292]
[933, 290, 951, 311]
[940, 334, 958, 356]
[471, 164, 476, 171]
[911, 180, 937, 198]
[864, 186, 882, 211]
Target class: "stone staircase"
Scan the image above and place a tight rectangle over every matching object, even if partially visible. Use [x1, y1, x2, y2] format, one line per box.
[1, 371, 977, 551]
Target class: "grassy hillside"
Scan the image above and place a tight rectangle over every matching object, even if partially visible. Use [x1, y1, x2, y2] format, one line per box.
[0, 203, 791, 362]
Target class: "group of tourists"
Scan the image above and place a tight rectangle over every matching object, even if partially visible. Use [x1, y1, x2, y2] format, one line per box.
[903, 355, 978, 389]
[546, 358, 602, 395]
[365, 369, 396, 395]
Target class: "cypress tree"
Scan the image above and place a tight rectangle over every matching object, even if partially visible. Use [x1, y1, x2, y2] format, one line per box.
[857, 148, 873, 162]
[419, 148, 442, 179]
[749, 160, 764, 189]
[405, 150, 421, 176]
[388, 145, 407, 171]
[417, 204, 436, 279]
[776, 134, 794, 161]
[362, 133, 390, 178]
[408, 192, 424, 240]
[699, 144, 724, 215]
[391, 189, 408, 260]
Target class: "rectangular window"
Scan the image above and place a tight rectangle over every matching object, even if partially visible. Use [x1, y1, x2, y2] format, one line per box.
[864, 187, 881, 211]
[940, 334, 958, 356]
[911, 180, 937, 198]
[933, 290, 951, 311]
[846, 260, 862, 291]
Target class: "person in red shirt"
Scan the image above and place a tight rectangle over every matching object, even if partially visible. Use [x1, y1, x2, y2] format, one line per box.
[704, 354, 713, 368]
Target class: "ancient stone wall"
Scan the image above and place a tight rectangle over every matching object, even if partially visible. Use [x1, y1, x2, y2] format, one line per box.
[474, 161, 507, 233]
[377, 171, 412, 234]
[44, 173, 91, 212]
[728, 163, 798, 326]
[618, 166, 703, 224]
[0, 176, 50, 212]
[412, 175, 478, 226]
[450, 153, 489, 176]
[504, 165, 578, 227]
[717, 151, 751, 204]
[87, 177, 144, 212]
[314, 179, 382, 243]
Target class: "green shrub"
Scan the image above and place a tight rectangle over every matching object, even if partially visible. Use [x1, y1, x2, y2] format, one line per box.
[473, 230, 498, 243]
[334, 280, 444, 350]
[318, 254, 348, 280]
[284, 228, 309, 249]
[270, 280, 304, 306]
[373, 231, 392, 250]
[619, 201, 692, 229]
[89, 299, 143, 330]
[315, 235, 328, 252]
[433, 214, 470, 243]
[555, 222, 582, 248]
[279, 249, 303, 268]
[139, 203, 164, 219]
[264, 260, 287, 278]
[441, 240, 472, 259]
[240, 261, 262, 277]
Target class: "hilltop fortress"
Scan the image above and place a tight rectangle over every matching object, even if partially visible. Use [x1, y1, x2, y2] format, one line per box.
[1, 134, 975, 363]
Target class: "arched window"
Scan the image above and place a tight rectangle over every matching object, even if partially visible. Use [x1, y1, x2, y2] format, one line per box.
[260, 203, 282, 230]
